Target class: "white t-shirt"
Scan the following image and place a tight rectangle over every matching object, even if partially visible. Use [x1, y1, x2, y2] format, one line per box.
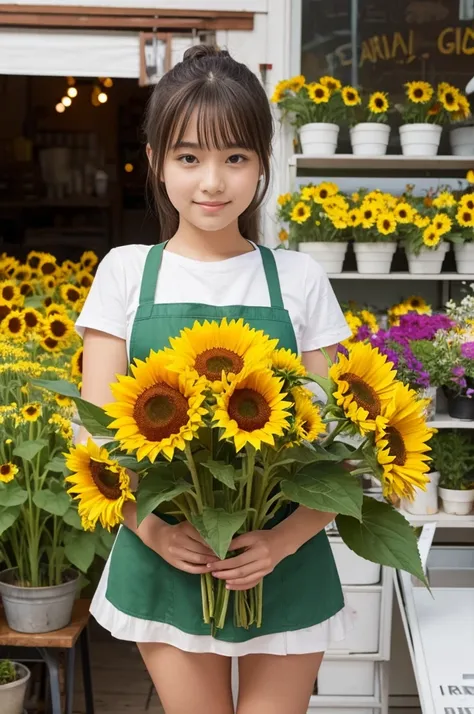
[76, 243, 351, 355]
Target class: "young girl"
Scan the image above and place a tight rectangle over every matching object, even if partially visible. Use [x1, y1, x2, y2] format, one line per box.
[76, 45, 352, 714]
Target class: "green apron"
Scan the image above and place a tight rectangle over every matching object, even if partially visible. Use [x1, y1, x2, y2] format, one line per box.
[105, 242, 344, 642]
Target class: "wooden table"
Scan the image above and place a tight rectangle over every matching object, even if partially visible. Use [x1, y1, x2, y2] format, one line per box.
[0, 599, 94, 714]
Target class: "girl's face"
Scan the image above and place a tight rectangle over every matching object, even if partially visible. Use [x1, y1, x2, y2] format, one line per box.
[160, 111, 261, 234]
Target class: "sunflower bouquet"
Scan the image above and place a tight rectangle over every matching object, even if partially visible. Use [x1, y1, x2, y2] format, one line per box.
[36, 318, 430, 631]
[348, 190, 400, 243]
[271, 74, 359, 127]
[277, 182, 351, 245]
[398, 81, 470, 124]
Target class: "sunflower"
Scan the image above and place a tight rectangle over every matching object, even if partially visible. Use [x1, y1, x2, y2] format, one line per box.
[80, 251, 98, 271]
[432, 213, 452, 235]
[19, 281, 34, 298]
[287, 74, 305, 92]
[328, 212, 348, 229]
[459, 193, 474, 211]
[433, 191, 456, 209]
[71, 346, 83, 378]
[0, 462, 18, 484]
[290, 201, 312, 224]
[414, 214, 430, 229]
[453, 94, 471, 121]
[278, 229, 289, 243]
[405, 295, 427, 310]
[23, 308, 42, 331]
[293, 390, 326, 442]
[360, 205, 377, 228]
[368, 91, 389, 114]
[329, 342, 398, 435]
[40, 336, 61, 352]
[26, 251, 44, 270]
[43, 313, 75, 344]
[277, 193, 292, 206]
[348, 208, 362, 227]
[342, 86, 361, 106]
[65, 439, 135, 531]
[61, 259, 77, 277]
[271, 348, 307, 381]
[42, 276, 57, 292]
[314, 182, 339, 204]
[60, 283, 82, 304]
[45, 303, 68, 317]
[213, 370, 291, 452]
[270, 80, 289, 103]
[76, 270, 94, 290]
[300, 186, 315, 202]
[308, 83, 330, 104]
[438, 84, 460, 112]
[405, 81, 433, 103]
[376, 212, 397, 235]
[166, 318, 276, 388]
[13, 266, 31, 282]
[375, 383, 433, 501]
[422, 225, 441, 248]
[2, 313, 26, 341]
[21, 403, 42, 422]
[105, 350, 208, 462]
[457, 206, 474, 228]
[467, 171, 474, 185]
[0, 280, 20, 304]
[319, 76, 341, 92]
[38, 253, 58, 277]
[394, 202, 414, 224]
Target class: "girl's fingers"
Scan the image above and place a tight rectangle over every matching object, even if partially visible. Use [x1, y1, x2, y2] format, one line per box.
[225, 573, 267, 590]
[211, 561, 261, 580]
[170, 547, 218, 565]
[209, 550, 256, 572]
[176, 560, 211, 575]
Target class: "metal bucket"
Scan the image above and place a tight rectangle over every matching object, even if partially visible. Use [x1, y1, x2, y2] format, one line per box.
[0, 662, 30, 714]
[0, 568, 79, 633]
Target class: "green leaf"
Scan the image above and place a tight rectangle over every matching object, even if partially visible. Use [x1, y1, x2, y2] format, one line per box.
[136, 464, 192, 525]
[275, 444, 333, 466]
[201, 461, 237, 490]
[33, 489, 71, 517]
[100, 529, 116, 551]
[0, 482, 28, 507]
[45, 457, 68, 475]
[115, 455, 152, 472]
[63, 508, 83, 530]
[31, 378, 81, 399]
[336, 497, 427, 585]
[64, 530, 96, 573]
[190, 508, 247, 559]
[13, 439, 48, 460]
[0, 507, 20, 535]
[281, 463, 363, 520]
[24, 295, 45, 309]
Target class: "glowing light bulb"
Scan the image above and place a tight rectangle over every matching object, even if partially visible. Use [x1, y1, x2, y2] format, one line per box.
[67, 87, 78, 98]
[61, 96, 72, 107]
[97, 92, 108, 104]
[124, 163, 134, 173]
[103, 78, 114, 88]
[67, 77, 76, 86]
[55, 103, 66, 113]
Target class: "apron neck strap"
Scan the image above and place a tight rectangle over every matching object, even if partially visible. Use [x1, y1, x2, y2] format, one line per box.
[139, 242, 284, 309]
[258, 246, 284, 309]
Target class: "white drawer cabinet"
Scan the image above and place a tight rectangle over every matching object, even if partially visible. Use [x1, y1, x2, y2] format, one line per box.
[317, 661, 376, 696]
[331, 538, 381, 585]
[328, 588, 382, 654]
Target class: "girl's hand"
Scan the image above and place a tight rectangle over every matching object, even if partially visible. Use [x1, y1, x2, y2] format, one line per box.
[209, 530, 290, 591]
[147, 519, 219, 575]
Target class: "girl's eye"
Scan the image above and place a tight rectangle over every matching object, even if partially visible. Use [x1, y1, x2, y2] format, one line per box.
[178, 155, 197, 165]
[227, 154, 247, 164]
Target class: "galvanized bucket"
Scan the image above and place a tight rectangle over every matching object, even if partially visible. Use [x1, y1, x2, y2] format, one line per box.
[0, 662, 30, 714]
[0, 568, 79, 633]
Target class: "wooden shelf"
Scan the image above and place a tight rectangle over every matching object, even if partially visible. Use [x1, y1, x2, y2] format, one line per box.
[289, 154, 474, 172]
[328, 272, 474, 281]
[400, 508, 474, 528]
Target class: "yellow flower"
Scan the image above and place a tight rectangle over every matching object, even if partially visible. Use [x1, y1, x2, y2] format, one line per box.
[405, 296, 428, 311]
[26, 251, 44, 270]
[433, 191, 456, 209]
[0, 280, 20, 304]
[394, 202, 414, 224]
[319, 76, 341, 92]
[414, 214, 430, 229]
[60, 283, 83, 305]
[291, 201, 312, 224]
[329, 342, 398, 436]
[19, 281, 34, 298]
[80, 251, 98, 271]
[2, 313, 26, 341]
[375, 383, 433, 501]
[21, 403, 42, 422]
[457, 205, 474, 228]
[432, 213, 452, 235]
[361, 309, 379, 332]
[422, 225, 442, 248]
[348, 208, 362, 227]
[271, 348, 307, 380]
[314, 182, 339, 204]
[352, 192, 360, 203]
[278, 229, 289, 243]
[23, 308, 42, 332]
[300, 186, 315, 202]
[270, 80, 289, 103]
[65, 439, 135, 531]
[76, 270, 94, 290]
[105, 350, 208, 462]
[55, 393, 73, 410]
[71, 346, 83, 378]
[287, 74, 305, 92]
[293, 390, 326, 442]
[342, 86, 361, 106]
[345, 311, 363, 337]
[376, 212, 397, 235]
[0, 462, 18, 483]
[38, 253, 58, 277]
[438, 84, 460, 113]
[39, 336, 62, 353]
[467, 170, 474, 185]
[277, 193, 292, 206]
[43, 313, 75, 344]
[328, 213, 348, 229]
[308, 83, 330, 104]
[213, 370, 291, 452]
[368, 91, 389, 114]
[459, 193, 474, 211]
[405, 80, 433, 103]
[360, 205, 377, 228]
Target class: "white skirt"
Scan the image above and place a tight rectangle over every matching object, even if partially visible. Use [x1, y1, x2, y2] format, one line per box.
[91, 552, 355, 657]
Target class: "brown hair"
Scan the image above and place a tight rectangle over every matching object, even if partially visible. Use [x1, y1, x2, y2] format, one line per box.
[144, 44, 273, 244]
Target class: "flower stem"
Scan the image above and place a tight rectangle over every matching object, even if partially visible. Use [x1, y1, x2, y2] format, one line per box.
[184, 444, 203, 510]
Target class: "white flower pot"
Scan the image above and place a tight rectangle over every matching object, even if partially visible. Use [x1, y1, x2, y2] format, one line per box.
[439, 486, 474, 516]
[401, 471, 440, 516]
[399, 123, 442, 156]
[299, 122, 339, 156]
[0, 662, 30, 714]
[406, 242, 449, 274]
[353, 241, 396, 274]
[454, 242, 474, 273]
[450, 125, 474, 156]
[350, 123, 390, 156]
[298, 241, 348, 273]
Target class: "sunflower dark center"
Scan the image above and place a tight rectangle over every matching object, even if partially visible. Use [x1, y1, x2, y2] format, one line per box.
[0, 304, 11, 320]
[398, 209, 407, 218]
[347, 91, 356, 100]
[411, 299, 421, 307]
[44, 337, 59, 349]
[315, 88, 324, 98]
[25, 312, 38, 328]
[320, 189, 328, 199]
[76, 351, 83, 373]
[25, 406, 38, 416]
[0, 465, 11, 476]
[364, 210, 372, 219]
[28, 256, 40, 269]
[445, 92, 455, 105]
[9, 318, 22, 334]
[44, 297, 52, 308]
[385, 427, 406, 466]
[228, 388, 271, 431]
[67, 288, 80, 301]
[383, 220, 391, 230]
[375, 97, 384, 108]
[297, 207, 306, 216]
[50, 319, 67, 338]
[341, 372, 381, 419]
[20, 283, 33, 297]
[194, 348, 244, 380]
[89, 459, 122, 500]
[133, 383, 189, 441]
[2, 286, 14, 301]
[414, 88, 423, 98]
[466, 200, 474, 210]
[80, 275, 92, 288]
[41, 262, 56, 275]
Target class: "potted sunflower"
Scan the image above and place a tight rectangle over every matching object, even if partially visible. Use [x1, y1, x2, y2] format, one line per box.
[449, 192, 474, 272]
[348, 91, 391, 156]
[0, 659, 31, 714]
[277, 182, 349, 272]
[271, 74, 355, 156]
[349, 189, 399, 273]
[447, 84, 473, 155]
[397, 81, 468, 156]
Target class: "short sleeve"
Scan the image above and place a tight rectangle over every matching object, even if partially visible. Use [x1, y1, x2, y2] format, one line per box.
[301, 257, 351, 352]
[75, 249, 127, 339]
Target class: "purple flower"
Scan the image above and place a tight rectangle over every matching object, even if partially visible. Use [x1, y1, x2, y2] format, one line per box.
[452, 365, 466, 378]
[467, 388, 474, 398]
[461, 342, 474, 360]
[355, 325, 372, 341]
[388, 313, 454, 344]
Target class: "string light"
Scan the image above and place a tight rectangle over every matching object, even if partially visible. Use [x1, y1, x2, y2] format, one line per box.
[66, 77, 76, 86]
[124, 163, 134, 173]
[97, 92, 108, 104]
[61, 96, 72, 107]
[103, 78, 114, 88]
[67, 87, 78, 98]
[55, 103, 66, 113]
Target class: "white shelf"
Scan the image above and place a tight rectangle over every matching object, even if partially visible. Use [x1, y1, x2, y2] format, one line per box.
[289, 154, 474, 171]
[327, 272, 474, 281]
[427, 413, 474, 429]
[400, 508, 474, 528]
